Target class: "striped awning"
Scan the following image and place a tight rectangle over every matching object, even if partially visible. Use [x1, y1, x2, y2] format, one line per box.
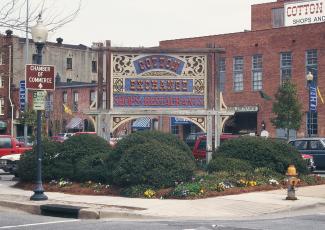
[66, 117, 83, 129]
[132, 117, 151, 128]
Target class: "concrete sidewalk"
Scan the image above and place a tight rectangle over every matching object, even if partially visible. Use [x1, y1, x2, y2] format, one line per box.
[1, 178, 325, 220]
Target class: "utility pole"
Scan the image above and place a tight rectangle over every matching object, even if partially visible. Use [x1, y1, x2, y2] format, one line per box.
[24, 0, 29, 145]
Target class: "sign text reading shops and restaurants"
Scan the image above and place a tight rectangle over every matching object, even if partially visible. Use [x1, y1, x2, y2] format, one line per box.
[112, 54, 206, 109]
[285, 0, 325, 26]
[25, 64, 55, 90]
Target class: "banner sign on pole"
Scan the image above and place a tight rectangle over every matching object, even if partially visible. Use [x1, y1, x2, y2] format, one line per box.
[19, 80, 26, 111]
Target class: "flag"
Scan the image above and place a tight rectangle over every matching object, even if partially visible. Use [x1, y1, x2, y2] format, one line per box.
[317, 87, 324, 104]
[259, 90, 272, 100]
[63, 104, 73, 115]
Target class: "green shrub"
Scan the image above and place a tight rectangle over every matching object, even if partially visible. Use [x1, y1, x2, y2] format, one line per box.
[172, 182, 203, 197]
[112, 140, 196, 188]
[214, 136, 308, 174]
[120, 184, 150, 197]
[107, 130, 194, 181]
[207, 157, 253, 173]
[18, 134, 112, 183]
[18, 139, 64, 182]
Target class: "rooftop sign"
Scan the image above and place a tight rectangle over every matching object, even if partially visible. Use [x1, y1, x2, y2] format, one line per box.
[285, 0, 325, 26]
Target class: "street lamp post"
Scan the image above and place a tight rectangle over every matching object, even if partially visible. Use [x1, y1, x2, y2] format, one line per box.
[306, 72, 314, 138]
[30, 15, 48, 201]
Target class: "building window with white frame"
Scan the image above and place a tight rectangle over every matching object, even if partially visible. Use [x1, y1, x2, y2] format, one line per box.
[0, 97, 4, 115]
[272, 8, 284, 28]
[252, 54, 263, 91]
[0, 52, 4, 65]
[73, 91, 78, 112]
[102, 91, 107, 109]
[306, 49, 318, 136]
[233, 56, 244, 92]
[218, 57, 226, 92]
[0, 75, 4, 88]
[66, 57, 72, 70]
[90, 90, 96, 106]
[280, 52, 292, 84]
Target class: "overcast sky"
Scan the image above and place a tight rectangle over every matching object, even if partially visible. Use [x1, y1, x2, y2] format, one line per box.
[49, 0, 271, 47]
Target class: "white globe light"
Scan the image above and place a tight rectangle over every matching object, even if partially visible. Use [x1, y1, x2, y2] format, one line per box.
[31, 17, 48, 43]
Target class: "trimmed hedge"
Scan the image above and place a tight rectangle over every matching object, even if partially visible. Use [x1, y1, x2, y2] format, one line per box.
[207, 157, 253, 173]
[107, 130, 194, 182]
[18, 134, 112, 182]
[111, 131, 196, 188]
[213, 136, 308, 174]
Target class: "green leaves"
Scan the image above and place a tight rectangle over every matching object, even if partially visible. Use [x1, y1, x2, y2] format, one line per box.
[271, 81, 302, 138]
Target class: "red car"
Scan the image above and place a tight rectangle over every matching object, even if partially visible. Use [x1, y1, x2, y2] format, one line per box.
[192, 134, 239, 159]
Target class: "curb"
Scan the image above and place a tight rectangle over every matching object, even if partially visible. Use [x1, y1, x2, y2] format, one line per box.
[0, 199, 149, 219]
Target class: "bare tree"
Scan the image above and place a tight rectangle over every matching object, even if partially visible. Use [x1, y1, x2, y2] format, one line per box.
[0, 0, 82, 33]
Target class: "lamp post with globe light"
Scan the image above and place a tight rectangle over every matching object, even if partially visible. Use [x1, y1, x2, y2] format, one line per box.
[30, 15, 48, 201]
[306, 72, 314, 138]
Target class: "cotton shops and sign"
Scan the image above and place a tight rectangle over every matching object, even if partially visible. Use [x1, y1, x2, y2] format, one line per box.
[285, 0, 325, 26]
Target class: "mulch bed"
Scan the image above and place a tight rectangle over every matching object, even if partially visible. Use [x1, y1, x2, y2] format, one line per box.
[14, 179, 325, 199]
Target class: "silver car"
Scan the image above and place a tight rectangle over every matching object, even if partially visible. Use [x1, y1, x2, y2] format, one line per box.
[289, 137, 325, 170]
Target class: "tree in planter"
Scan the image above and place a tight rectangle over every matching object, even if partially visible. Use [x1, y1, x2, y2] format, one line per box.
[271, 81, 302, 140]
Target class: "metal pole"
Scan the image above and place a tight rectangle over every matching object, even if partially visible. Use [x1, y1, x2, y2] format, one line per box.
[24, 0, 29, 146]
[308, 81, 311, 137]
[30, 43, 47, 201]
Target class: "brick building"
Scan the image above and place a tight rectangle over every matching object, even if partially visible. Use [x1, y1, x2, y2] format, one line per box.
[0, 31, 101, 136]
[160, 0, 325, 138]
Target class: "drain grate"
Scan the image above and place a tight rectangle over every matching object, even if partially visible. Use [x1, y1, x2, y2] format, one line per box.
[40, 204, 85, 218]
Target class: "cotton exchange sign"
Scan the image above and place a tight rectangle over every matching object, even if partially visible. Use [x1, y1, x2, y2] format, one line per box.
[25, 64, 55, 90]
[285, 0, 325, 26]
[111, 53, 207, 109]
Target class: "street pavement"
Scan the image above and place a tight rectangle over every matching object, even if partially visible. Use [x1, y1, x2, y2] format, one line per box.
[1, 174, 325, 220]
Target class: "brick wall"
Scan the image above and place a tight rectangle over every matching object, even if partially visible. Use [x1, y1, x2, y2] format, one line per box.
[160, 22, 325, 137]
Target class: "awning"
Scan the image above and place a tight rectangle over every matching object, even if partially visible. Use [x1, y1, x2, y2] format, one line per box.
[0, 121, 7, 129]
[132, 117, 151, 128]
[66, 117, 83, 129]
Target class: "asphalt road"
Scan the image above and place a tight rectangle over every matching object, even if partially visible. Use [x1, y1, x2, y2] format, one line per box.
[0, 209, 325, 230]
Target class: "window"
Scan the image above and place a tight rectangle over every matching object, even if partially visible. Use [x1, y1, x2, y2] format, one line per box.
[67, 57, 72, 70]
[306, 49, 318, 136]
[102, 91, 107, 109]
[0, 97, 4, 115]
[63, 92, 67, 104]
[0, 137, 12, 148]
[90, 90, 96, 106]
[92, 60, 97, 73]
[171, 125, 179, 135]
[280, 52, 292, 84]
[233, 57, 244, 92]
[218, 58, 226, 92]
[272, 8, 284, 28]
[73, 92, 78, 112]
[252, 55, 263, 91]
[0, 52, 4, 65]
[306, 49, 318, 82]
[0, 75, 4, 88]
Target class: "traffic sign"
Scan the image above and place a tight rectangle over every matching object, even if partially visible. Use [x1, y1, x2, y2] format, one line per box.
[25, 64, 55, 90]
[33, 91, 47, 110]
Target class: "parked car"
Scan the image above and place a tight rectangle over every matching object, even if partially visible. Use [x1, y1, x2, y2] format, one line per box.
[73, 132, 96, 136]
[0, 135, 33, 175]
[192, 133, 239, 159]
[51, 136, 65, 143]
[288, 137, 325, 170]
[185, 132, 206, 149]
[16, 136, 34, 146]
[57, 133, 74, 140]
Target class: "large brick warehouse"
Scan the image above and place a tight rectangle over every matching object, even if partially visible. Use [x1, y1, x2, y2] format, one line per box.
[160, 0, 325, 138]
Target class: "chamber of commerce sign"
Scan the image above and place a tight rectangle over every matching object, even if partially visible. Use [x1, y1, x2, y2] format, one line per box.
[25, 64, 55, 90]
[112, 53, 206, 109]
[285, 0, 325, 26]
